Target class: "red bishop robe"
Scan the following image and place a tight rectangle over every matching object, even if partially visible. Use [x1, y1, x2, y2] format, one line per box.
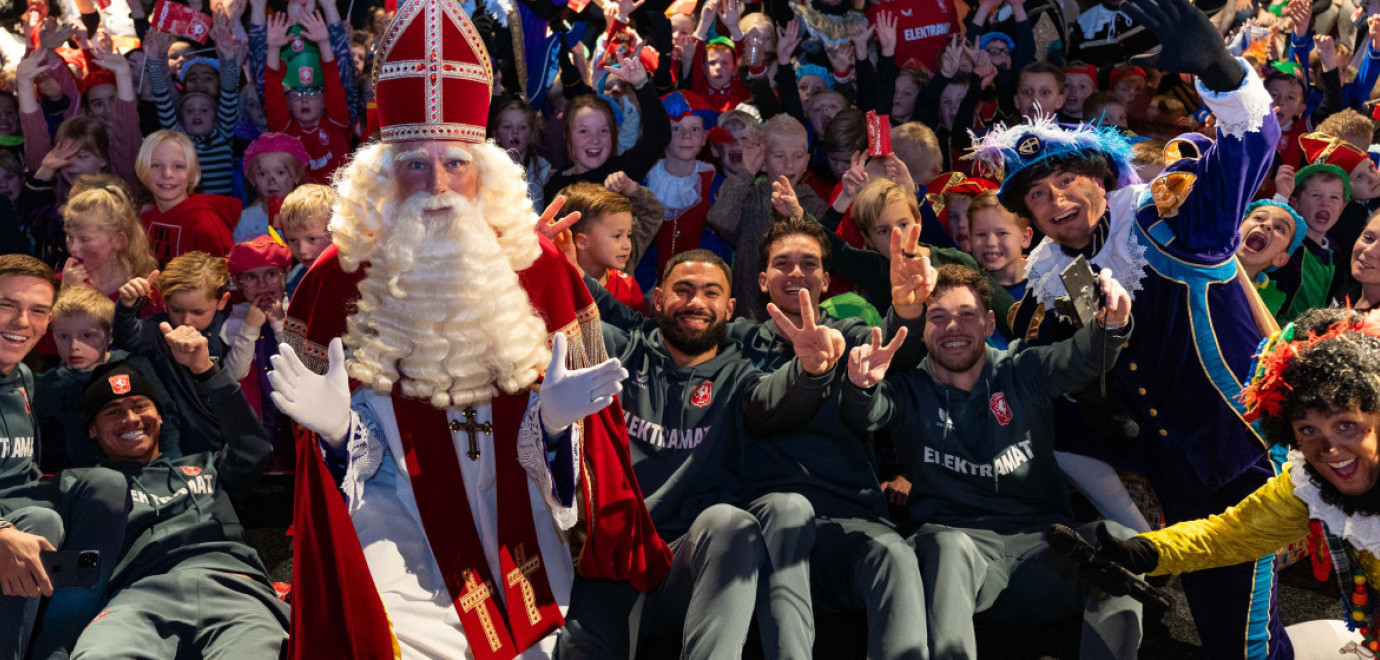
[284, 236, 672, 659]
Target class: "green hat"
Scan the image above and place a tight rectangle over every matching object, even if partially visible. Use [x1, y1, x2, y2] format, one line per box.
[280, 25, 324, 89]
[1294, 163, 1353, 203]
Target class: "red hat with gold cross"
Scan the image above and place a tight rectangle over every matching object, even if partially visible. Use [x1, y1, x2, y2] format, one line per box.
[372, 0, 492, 143]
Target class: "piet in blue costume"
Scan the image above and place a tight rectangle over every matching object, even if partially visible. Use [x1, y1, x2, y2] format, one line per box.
[972, 0, 1292, 652]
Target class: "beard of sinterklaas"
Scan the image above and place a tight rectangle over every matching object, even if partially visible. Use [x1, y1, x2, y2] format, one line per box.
[344, 191, 549, 409]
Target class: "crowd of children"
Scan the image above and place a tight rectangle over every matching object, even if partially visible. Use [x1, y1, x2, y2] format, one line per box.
[9, 0, 1380, 653]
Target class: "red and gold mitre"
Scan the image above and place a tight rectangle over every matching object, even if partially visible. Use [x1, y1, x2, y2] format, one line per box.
[372, 0, 492, 143]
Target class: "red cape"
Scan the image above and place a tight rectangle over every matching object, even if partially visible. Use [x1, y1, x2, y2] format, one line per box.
[284, 238, 672, 659]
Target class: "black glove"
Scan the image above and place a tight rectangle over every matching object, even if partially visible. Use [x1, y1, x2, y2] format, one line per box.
[1095, 522, 1159, 574]
[1122, 0, 1246, 93]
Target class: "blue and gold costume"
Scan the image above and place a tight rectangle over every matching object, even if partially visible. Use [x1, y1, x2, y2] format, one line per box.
[988, 60, 1292, 659]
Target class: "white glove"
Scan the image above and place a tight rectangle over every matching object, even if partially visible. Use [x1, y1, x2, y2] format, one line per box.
[540, 333, 628, 434]
[268, 337, 351, 448]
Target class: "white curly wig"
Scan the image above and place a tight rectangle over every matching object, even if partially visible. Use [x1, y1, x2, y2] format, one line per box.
[329, 139, 551, 409]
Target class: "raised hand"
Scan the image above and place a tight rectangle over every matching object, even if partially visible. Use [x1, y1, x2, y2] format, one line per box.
[1095, 270, 1132, 329]
[719, 0, 741, 25]
[883, 153, 915, 193]
[836, 151, 870, 211]
[266, 13, 292, 48]
[539, 332, 629, 433]
[211, 13, 237, 59]
[603, 43, 649, 88]
[537, 195, 581, 240]
[1370, 14, 1380, 51]
[144, 29, 173, 59]
[890, 224, 938, 319]
[770, 175, 805, 219]
[1316, 34, 1337, 71]
[36, 139, 84, 180]
[849, 22, 873, 60]
[16, 50, 55, 83]
[776, 19, 802, 63]
[768, 289, 848, 375]
[615, 0, 645, 21]
[1285, 0, 1311, 36]
[160, 321, 214, 374]
[975, 50, 999, 88]
[847, 325, 909, 387]
[605, 171, 638, 195]
[38, 18, 77, 50]
[939, 35, 962, 79]
[741, 136, 766, 176]
[875, 10, 897, 57]
[299, 9, 330, 44]
[118, 270, 159, 306]
[1275, 164, 1296, 199]
[696, 0, 720, 40]
[1121, 0, 1244, 91]
[269, 338, 352, 446]
[88, 42, 130, 75]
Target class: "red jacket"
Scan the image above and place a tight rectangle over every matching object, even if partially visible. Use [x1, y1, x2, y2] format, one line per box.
[267, 58, 352, 185]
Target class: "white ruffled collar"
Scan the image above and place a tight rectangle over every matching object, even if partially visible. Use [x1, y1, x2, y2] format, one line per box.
[1022, 185, 1151, 311]
[1290, 450, 1380, 557]
[644, 159, 715, 220]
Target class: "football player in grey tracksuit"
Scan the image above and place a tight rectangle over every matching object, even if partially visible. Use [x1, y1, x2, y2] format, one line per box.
[842, 264, 1142, 660]
[0, 256, 64, 660]
[557, 248, 847, 660]
[34, 323, 287, 659]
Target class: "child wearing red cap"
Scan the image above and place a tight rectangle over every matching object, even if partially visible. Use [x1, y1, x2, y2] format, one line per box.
[222, 234, 293, 467]
[1062, 62, 1099, 122]
[236, 132, 310, 242]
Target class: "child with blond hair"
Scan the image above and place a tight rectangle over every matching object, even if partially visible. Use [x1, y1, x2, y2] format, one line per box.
[36, 285, 178, 469]
[113, 251, 232, 452]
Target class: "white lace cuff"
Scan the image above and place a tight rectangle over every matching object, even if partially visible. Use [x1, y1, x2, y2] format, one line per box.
[1196, 57, 1274, 140]
[337, 407, 386, 515]
[519, 394, 581, 532]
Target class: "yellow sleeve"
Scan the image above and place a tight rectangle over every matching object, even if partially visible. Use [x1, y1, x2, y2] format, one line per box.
[1143, 467, 1311, 576]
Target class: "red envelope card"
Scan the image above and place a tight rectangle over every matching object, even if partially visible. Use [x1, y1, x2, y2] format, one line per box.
[568, 0, 592, 13]
[866, 110, 891, 157]
[151, 0, 212, 43]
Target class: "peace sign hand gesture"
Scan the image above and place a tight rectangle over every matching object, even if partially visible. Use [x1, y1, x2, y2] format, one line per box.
[848, 325, 909, 388]
[890, 223, 938, 320]
[768, 289, 848, 375]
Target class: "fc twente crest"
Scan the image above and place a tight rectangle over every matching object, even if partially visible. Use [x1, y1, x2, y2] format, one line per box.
[690, 381, 713, 408]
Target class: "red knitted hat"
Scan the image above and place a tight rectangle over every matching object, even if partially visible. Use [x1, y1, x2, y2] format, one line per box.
[228, 234, 292, 276]
[372, 0, 492, 143]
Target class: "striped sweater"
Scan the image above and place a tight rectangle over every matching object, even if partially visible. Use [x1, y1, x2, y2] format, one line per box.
[150, 57, 241, 196]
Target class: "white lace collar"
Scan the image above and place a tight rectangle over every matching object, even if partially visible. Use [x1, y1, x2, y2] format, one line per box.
[644, 159, 715, 220]
[1022, 185, 1151, 311]
[1289, 450, 1380, 557]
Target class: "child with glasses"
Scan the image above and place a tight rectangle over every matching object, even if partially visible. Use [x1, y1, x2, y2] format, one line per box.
[265, 11, 353, 184]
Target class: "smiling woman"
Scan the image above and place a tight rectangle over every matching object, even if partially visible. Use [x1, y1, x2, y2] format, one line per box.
[1089, 308, 1380, 653]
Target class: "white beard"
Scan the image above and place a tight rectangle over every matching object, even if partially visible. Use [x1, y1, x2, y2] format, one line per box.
[343, 191, 550, 409]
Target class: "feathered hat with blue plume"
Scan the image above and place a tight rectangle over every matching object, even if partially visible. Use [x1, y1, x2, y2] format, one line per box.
[967, 115, 1141, 205]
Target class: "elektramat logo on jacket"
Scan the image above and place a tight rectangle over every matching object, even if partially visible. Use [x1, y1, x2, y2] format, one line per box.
[624, 411, 713, 450]
[922, 440, 1035, 478]
[130, 472, 217, 507]
[0, 436, 34, 459]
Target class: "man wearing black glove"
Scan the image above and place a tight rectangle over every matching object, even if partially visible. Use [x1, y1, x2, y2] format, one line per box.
[972, 0, 1291, 654]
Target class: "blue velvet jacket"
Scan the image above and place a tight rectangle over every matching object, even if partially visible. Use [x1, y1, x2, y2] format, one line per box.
[1009, 66, 1281, 489]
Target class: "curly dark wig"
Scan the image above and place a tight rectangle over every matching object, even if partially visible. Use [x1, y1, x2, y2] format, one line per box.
[1000, 154, 1117, 222]
[1258, 308, 1380, 515]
